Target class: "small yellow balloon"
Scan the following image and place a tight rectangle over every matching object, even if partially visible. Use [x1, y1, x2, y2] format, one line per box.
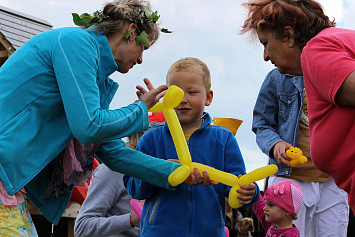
[286, 147, 308, 167]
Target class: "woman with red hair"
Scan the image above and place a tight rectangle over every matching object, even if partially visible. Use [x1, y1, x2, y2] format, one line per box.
[242, 1, 354, 236]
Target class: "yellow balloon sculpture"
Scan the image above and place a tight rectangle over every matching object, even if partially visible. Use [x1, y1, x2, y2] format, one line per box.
[150, 85, 278, 208]
[286, 147, 308, 167]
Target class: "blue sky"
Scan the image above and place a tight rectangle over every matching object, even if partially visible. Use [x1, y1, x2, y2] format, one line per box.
[1, 0, 353, 189]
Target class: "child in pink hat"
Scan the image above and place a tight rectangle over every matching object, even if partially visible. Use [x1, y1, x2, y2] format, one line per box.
[252, 180, 303, 236]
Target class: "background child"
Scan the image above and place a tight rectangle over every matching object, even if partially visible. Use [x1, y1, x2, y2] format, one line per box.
[74, 113, 165, 237]
[252, 180, 303, 236]
[124, 57, 259, 237]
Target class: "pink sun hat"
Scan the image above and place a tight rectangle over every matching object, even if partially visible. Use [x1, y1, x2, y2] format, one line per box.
[264, 180, 303, 217]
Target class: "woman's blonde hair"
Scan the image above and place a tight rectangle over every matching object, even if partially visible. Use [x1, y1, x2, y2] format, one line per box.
[87, 0, 160, 46]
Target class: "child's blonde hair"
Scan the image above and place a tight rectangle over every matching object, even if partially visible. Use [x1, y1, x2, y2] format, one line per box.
[166, 57, 211, 92]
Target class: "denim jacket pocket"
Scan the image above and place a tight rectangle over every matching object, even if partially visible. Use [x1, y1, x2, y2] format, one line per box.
[279, 94, 298, 121]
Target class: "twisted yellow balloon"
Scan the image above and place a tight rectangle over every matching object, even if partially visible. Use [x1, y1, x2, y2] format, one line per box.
[150, 85, 278, 208]
[286, 147, 308, 167]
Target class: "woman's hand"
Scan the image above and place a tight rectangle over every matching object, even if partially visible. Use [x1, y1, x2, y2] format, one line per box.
[136, 78, 168, 110]
[272, 141, 292, 166]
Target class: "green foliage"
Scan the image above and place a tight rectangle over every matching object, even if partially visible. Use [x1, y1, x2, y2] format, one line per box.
[143, 8, 160, 22]
[72, 12, 100, 27]
[135, 31, 149, 47]
[161, 28, 172, 33]
[124, 29, 135, 39]
[130, 8, 171, 46]
[72, 8, 172, 47]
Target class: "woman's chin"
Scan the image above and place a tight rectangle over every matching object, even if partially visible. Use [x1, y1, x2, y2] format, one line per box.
[117, 67, 130, 74]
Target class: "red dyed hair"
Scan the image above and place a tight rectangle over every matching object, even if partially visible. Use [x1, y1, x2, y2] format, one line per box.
[241, 0, 336, 49]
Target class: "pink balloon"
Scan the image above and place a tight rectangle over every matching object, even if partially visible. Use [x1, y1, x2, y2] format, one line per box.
[129, 198, 143, 219]
[224, 226, 229, 237]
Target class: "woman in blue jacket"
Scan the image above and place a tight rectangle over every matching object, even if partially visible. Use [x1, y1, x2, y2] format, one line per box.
[0, 0, 181, 230]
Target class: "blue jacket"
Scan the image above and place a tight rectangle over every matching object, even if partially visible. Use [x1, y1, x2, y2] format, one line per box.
[0, 27, 179, 224]
[124, 113, 260, 237]
[252, 68, 304, 175]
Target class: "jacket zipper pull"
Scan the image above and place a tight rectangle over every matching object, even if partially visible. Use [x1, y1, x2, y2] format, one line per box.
[50, 223, 54, 237]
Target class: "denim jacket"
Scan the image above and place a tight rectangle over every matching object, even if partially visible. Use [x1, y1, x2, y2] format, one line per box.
[252, 69, 304, 176]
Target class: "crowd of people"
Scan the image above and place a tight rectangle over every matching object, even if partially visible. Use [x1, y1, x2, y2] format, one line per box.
[0, 0, 354, 236]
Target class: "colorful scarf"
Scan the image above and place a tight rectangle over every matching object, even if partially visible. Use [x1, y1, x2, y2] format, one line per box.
[44, 138, 100, 199]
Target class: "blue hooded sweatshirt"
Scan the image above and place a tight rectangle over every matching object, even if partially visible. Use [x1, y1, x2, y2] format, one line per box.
[124, 113, 260, 237]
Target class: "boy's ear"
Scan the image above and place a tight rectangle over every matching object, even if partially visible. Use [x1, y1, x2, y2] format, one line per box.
[205, 90, 213, 106]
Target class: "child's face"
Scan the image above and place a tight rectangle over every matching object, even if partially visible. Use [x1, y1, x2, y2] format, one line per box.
[167, 71, 213, 131]
[263, 199, 290, 225]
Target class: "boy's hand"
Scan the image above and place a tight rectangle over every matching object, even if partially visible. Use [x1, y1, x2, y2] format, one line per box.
[185, 168, 219, 186]
[236, 174, 256, 205]
[167, 159, 219, 186]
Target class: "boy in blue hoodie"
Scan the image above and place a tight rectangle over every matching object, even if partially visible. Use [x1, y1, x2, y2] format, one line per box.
[124, 57, 259, 237]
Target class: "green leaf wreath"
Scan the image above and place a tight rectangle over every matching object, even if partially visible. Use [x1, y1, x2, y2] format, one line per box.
[72, 8, 172, 48]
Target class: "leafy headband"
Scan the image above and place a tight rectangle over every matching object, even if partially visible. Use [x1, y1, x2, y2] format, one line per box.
[72, 8, 171, 47]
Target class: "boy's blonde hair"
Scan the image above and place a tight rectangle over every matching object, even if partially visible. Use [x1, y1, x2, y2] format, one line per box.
[166, 57, 211, 91]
